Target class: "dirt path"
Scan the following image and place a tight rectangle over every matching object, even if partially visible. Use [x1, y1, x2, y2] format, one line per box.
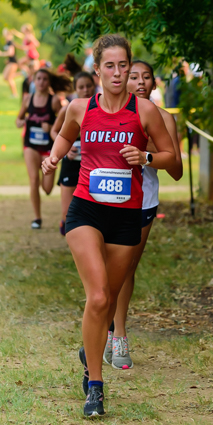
[0, 185, 189, 195]
[0, 197, 213, 424]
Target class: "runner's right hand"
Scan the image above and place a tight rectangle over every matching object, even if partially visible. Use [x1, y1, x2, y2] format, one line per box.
[42, 156, 59, 174]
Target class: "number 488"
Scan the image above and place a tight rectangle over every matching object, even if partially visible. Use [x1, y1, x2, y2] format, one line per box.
[98, 179, 123, 192]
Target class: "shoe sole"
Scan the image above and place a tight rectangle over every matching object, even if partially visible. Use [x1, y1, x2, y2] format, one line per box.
[112, 361, 134, 370]
[84, 410, 105, 417]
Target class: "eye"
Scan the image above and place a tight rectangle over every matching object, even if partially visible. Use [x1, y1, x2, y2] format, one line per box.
[129, 76, 137, 80]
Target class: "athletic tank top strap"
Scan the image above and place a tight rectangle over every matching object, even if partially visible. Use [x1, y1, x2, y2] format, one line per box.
[88, 94, 98, 111]
[125, 93, 136, 113]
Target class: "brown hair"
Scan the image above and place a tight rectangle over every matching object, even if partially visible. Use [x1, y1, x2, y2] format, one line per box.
[35, 68, 73, 93]
[64, 53, 82, 76]
[93, 34, 131, 66]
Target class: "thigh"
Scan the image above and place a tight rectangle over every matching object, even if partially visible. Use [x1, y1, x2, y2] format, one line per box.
[61, 185, 76, 213]
[24, 148, 41, 179]
[105, 243, 138, 298]
[66, 226, 108, 299]
[3, 63, 11, 79]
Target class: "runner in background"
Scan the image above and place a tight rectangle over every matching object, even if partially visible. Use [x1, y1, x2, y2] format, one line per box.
[104, 60, 183, 370]
[41, 34, 176, 416]
[0, 28, 18, 97]
[51, 71, 95, 236]
[16, 68, 72, 229]
[12, 24, 40, 75]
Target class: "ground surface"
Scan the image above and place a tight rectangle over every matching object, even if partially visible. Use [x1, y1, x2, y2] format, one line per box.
[0, 195, 213, 424]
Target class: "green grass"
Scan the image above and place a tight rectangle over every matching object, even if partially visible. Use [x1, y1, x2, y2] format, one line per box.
[0, 196, 213, 424]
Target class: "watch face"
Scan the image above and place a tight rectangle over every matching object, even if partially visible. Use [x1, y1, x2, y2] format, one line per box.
[147, 153, 153, 163]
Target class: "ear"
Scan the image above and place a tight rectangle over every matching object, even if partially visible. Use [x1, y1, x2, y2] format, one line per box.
[93, 63, 100, 76]
[152, 81, 157, 90]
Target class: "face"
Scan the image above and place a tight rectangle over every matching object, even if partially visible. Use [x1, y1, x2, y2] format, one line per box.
[94, 46, 130, 94]
[34, 71, 50, 92]
[76, 76, 95, 98]
[127, 63, 155, 99]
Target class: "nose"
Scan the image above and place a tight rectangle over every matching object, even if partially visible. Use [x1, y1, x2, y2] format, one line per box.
[138, 77, 145, 85]
[114, 65, 120, 76]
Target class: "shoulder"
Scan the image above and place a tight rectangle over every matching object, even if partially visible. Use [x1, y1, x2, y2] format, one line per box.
[67, 97, 89, 114]
[157, 107, 176, 126]
[137, 98, 161, 119]
[51, 94, 62, 111]
[25, 93, 32, 108]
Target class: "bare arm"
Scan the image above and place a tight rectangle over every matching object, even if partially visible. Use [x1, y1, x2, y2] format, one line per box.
[0, 45, 15, 58]
[11, 29, 24, 39]
[52, 94, 62, 115]
[28, 34, 40, 48]
[50, 106, 67, 141]
[16, 95, 30, 128]
[42, 99, 83, 174]
[161, 111, 183, 180]
[120, 99, 176, 169]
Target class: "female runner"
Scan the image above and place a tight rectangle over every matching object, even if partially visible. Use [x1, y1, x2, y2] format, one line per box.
[41, 34, 176, 417]
[0, 28, 18, 97]
[16, 68, 72, 229]
[104, 60, 183, 369]
[51, 71, 95, 235]
[12, 24, 40, 74]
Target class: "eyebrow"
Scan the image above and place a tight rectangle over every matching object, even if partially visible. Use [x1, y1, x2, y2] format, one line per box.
[129, 70, 151, 74]
[104, 61, 128, 65]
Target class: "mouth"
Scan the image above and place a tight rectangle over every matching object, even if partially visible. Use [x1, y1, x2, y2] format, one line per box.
[137, 88, 146, 94]
[112, 81, 122, 86]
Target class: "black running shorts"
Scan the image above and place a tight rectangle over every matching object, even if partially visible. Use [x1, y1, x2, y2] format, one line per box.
[65, 196, 141, 246]
[57, 157, 81, 187]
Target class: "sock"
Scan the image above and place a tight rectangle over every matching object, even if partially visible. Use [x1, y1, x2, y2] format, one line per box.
[88, 380, 103, 388]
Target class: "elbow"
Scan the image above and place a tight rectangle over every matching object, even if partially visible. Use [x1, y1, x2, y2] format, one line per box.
[174, 167, 183, 181]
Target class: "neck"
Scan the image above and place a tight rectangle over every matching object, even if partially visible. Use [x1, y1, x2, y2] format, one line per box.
[99, 89, 129, 113]
[36, 90, 49, 97]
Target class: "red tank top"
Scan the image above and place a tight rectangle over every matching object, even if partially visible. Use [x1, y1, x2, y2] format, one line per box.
[74, 93, 148, 208]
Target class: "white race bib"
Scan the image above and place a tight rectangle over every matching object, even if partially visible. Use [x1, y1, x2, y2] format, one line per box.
[29, 126, 49, 146]
[89, 168, 132, 203]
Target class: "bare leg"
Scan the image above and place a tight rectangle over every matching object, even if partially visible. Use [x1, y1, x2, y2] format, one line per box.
[3, 63, 18, 96]
[41, 159, 55, 195]
[60, 185, 76, 222]
[24, 148, 42, 219]
[114, 221, 153, 337]
[66, 226, 137, 382]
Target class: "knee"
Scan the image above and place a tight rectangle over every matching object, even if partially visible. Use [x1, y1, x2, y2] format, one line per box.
[29, 175, 39, 188]
[43, 188, 52, 195]
[88, 291, 110, 316]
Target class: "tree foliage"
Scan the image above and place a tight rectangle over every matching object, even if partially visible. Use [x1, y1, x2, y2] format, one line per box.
[45, 0, 213, 69]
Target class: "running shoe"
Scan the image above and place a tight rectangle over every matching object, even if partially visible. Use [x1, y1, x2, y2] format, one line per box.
[84, 385, 105, 417]
[59, 220, 65, 236]
[31, 219, 42, 229]
[112, 336, 133, 369]
[103, 330, 113, 365]
[79, 347, 89, 395]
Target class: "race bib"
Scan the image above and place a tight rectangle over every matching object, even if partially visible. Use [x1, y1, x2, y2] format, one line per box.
[73, 140, 81, 161]
[89, 168, 132, 203]
[29, 126, 49, 146]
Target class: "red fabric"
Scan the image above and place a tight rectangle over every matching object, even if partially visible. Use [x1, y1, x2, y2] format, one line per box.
[74, 93, 148, 209]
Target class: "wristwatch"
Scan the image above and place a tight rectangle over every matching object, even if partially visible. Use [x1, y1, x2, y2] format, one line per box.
[144, 151, 153, 165]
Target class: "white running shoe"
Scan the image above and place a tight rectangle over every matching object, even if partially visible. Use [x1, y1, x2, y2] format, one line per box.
[103, 331, 113, 365]
[112, 336, 133, 369]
